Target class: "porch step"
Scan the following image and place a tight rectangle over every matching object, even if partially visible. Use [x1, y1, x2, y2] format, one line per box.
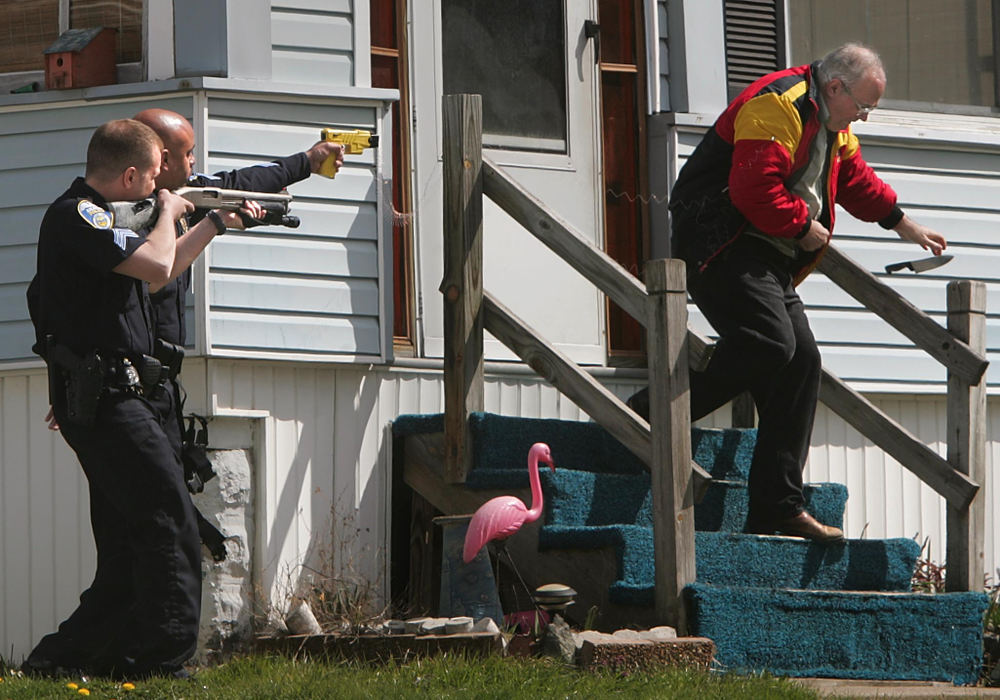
[532, 468, 847, 533]
[684, 583, 989, 684]
[538, 527, 921, 602]
[394, 411, 985, 683]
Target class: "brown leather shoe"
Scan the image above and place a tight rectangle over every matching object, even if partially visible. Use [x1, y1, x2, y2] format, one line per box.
[775, 511, 845, 543]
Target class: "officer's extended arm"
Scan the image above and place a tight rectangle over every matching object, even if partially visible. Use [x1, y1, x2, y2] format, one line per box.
[113, 189, 191, 286]
[149, 202, 263, 294]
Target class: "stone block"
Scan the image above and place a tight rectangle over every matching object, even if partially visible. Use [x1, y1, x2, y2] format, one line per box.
[577, 636, 715, 673]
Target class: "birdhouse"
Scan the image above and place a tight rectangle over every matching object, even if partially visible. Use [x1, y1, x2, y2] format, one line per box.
[44, 27, 117, 90]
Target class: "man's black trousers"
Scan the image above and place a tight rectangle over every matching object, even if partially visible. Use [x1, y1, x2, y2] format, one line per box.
[686, 238, 822, 530]
[28, 386, 201, 676]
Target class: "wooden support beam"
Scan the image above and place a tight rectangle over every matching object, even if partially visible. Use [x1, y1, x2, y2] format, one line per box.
[817, 245, 987, 384]
[645, 259, 696, 633]
[945, 281, 988, 592]
[441, 94, 485, 483]
[818, 368, 978, 509]
[402, 433, 528, 516]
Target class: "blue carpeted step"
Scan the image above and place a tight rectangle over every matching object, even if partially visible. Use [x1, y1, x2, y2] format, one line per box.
[396, 412, 760, 489]
[468, 412, 646, 474]
[685, 583, 989, 684]
[691, 427, 756, 481]
[694, 532, 920, 591]
[540, 527, 920, 601]
[392, 412, 444, 436]
[519, 469, 846, 533]
[694, 479, 846, 532]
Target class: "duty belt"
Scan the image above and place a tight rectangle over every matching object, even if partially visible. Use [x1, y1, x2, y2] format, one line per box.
[103, 341, 184, 393]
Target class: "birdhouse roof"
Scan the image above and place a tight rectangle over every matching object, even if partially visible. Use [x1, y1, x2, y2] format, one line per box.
[44, 27, 110, 55]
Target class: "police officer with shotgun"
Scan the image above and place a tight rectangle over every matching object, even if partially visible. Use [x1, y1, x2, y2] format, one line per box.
[21, 119, 260, 679]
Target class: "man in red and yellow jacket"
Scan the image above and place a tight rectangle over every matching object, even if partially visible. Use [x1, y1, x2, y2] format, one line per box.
[633, 43, 946, 542]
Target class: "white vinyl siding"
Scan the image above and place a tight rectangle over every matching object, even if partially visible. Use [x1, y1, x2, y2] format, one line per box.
[3, 361, 999, 662]
[674, 117, 1000, 391]
[0, 96, 193, 363]
[202, 95, 387, 361]
[271, 0, 359, 87]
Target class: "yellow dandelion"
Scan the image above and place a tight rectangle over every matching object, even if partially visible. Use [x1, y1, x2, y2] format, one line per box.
[122, 682, 136, 690]
[67, 682, 79, 689]
[78, 689, 90, 696]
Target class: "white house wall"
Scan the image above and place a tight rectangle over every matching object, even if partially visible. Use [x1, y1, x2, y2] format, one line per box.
[270, 0, 360, 87]
[200, 94, 389, 362]
[0, 94, 194, 363]
[4, 361, 999, 661]
[670, 115, 1000, 391]
[0, 85, 394, 367]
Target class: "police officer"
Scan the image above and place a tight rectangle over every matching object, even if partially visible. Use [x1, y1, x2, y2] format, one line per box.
[21, 119, 244, 679]
[129, 109, 343, 540]
[132, 107, 344, 350]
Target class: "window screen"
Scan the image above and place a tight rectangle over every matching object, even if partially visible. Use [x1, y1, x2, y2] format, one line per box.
[789, 0, 995, 108]
[442, 0, 567, 152]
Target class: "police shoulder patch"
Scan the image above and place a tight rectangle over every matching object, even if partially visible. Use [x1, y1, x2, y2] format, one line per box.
[77, 200, 114, 230]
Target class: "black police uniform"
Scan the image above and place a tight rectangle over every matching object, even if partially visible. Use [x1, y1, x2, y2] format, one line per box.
[148, 153, 314, 560]
[24, 178, 200, 678]
[152, 153, 313, 347]
[148, 153, 313, 481]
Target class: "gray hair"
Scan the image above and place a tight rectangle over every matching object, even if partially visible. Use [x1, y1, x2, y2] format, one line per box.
[815, 43, 885, 88]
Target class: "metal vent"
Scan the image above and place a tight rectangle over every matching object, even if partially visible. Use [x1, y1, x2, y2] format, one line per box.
[724, 0, 785, 98]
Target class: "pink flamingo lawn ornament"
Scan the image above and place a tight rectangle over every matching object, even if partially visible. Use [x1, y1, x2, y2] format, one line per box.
[462, 442, 555, 564]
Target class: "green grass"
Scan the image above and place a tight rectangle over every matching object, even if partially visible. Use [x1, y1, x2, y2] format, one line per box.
[0, 653, 819, 700]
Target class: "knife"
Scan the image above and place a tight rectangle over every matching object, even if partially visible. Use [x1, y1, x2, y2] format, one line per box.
[884, 254, 953, 274]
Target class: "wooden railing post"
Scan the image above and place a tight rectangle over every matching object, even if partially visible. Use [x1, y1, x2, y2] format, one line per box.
[441, 94, 484, 483]
[945, 280, 987, 591]
[645, 258, 696, 632]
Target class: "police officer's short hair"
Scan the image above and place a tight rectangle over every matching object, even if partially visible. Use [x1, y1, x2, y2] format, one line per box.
[816, 43, 885, 89]
[85, 119, 163, 181]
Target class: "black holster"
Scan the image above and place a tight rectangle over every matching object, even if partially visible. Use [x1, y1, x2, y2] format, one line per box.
[182, 413, 228, 562]
[45, 335, 104, 427]
[153, 338, 184, 380]
[182, 414, 216, 494]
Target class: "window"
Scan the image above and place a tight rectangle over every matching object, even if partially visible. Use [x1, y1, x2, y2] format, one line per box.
[789, 0, 996, 108]
[441, 0, 567, 152]
[0, 0, 142, 74]
[371, 0, 417, 349]
[0, 0, 58, 72]
[71, 0, 142, 64]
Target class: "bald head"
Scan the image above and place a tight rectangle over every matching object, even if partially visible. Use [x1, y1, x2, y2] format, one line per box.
[133, 108, 195, 189]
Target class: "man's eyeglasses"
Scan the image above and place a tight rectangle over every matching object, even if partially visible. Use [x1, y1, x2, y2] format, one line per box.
[842, 82, 877, 116]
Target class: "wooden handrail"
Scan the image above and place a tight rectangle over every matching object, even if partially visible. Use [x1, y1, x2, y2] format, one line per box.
[443, 93, 987, 619]
[817, 245, 987, 384]
[482, 156, 714, 371]
[818, 368, 978, 509]
[483, 291, 713, 493]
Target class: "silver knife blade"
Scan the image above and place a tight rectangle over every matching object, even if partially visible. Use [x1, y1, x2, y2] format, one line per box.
[885, 254, 953, 274]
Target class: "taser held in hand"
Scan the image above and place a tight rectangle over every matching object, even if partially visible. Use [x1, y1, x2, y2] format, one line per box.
[318, 128, 379, 178]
